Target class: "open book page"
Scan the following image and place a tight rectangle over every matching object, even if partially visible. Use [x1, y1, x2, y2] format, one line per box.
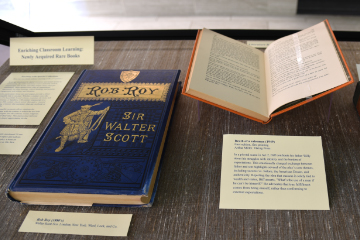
[187, 29, 269, 120]
[264, 21, 348, 115]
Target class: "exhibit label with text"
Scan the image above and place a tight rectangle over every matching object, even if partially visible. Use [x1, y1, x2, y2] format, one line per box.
[220, 134, 330, 210]
[10, 36, 94, 65]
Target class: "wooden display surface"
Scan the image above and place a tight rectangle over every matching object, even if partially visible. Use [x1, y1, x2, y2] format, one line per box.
[1, 39, 360, 239]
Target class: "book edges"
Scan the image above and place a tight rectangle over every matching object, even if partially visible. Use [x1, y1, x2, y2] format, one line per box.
[7, 191, 144, 206]
[324, 19, 353, 84]
[137, 82, 178, 205]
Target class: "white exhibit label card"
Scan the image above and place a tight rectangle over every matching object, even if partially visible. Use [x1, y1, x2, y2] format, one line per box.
[220, 134, 330, 210]
[247, 41, 274, 48]
[0, 128, 37, 155]
[10, 36, 94, 65]
[356, 64, 360, 81]
[19, 211, 132, 237]
[0, 72, 74, 125]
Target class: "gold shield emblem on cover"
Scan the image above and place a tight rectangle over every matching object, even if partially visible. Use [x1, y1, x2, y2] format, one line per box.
[120, 70, 140, 83]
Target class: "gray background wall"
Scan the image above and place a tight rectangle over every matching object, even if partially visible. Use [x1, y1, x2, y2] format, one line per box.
[1, 0, 298, 17]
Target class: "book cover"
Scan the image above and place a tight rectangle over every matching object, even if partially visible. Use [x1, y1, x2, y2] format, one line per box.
[7, 69, 180, 207]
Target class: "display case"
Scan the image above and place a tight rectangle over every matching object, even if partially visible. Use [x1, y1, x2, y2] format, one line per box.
[1, 19, 360, 239]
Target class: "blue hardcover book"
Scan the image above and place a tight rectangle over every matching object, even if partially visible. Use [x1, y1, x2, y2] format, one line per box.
[7, 69, 180, 207]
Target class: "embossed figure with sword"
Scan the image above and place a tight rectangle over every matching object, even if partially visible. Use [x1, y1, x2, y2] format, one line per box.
[55, 103, 109, 152]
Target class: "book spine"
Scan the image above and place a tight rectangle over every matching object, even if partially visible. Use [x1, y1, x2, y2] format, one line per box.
[182, 30, 201, 95]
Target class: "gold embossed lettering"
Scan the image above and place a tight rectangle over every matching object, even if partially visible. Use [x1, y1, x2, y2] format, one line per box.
[139, 124, 147, 131]
[114, 123, 122, 130]
[137, 113, 144, 120]
[122, 135, 130, 142]
[132, 124, 139, 131]
[132, 135, 139, 142]
[147, 124, 156, 132]
[124, 124, 130, 131]
[104, 132, 114, 141]
[105, 122, 117, 130]
[114, 134, 122, 142]
[122, 112, 131, 120]
[140, 135, 148, 143]
[72, 83, 170, 101]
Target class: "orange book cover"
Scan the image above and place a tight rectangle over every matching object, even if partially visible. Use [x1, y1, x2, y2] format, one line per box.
[182, 20, 354, 124]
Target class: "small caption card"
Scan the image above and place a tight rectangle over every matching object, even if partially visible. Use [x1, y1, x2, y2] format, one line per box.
[220, 134, 330, 210]
[10, 36, 94, 65]
[247, 41, 274, 48]
[19, 211, 132, 237]
[0, 128, 37, 155]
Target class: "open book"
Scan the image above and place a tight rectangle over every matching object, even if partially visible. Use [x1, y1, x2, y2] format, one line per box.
[183, 20, 353, 123]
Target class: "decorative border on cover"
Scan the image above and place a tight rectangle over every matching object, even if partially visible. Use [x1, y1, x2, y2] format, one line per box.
[71, 82, 171, 102]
